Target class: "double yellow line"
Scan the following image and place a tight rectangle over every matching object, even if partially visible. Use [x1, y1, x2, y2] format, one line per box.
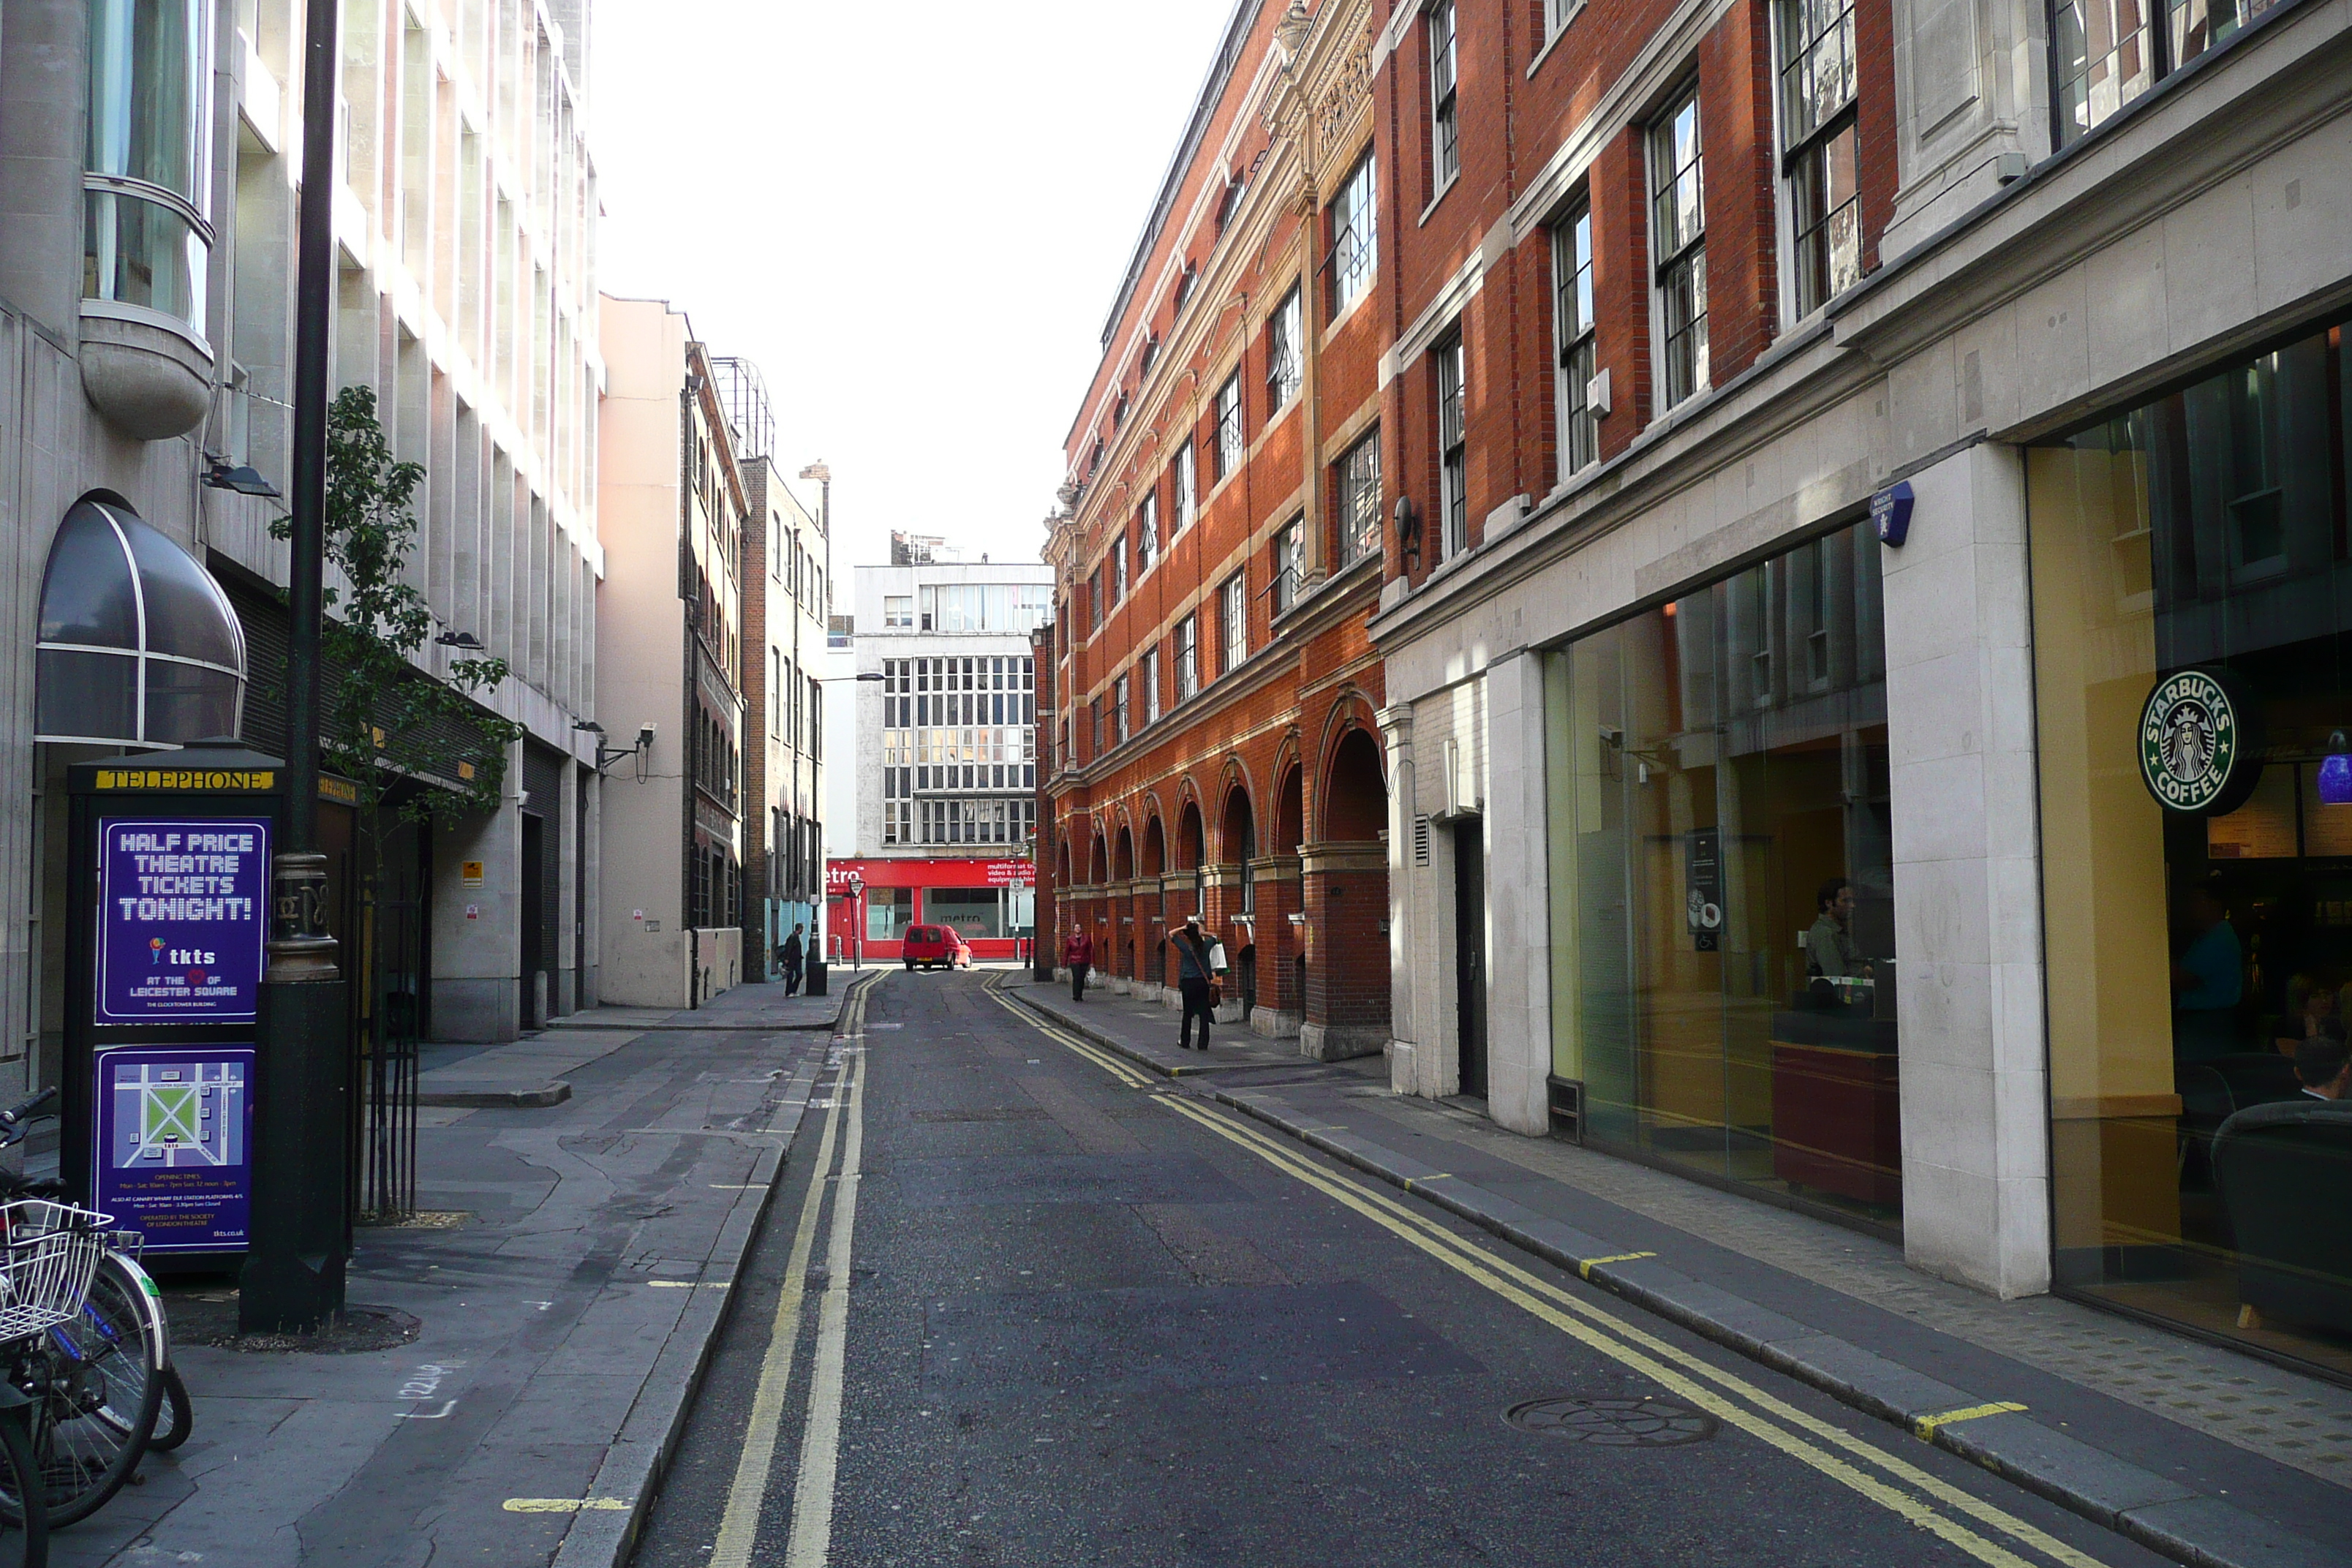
[989, 982, 2111, 1568]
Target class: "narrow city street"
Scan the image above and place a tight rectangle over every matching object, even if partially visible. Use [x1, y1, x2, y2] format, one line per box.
[632, 970, 2161, 1568]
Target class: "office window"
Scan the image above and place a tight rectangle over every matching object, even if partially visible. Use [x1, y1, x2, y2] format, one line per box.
[1553, 203, 1599, 475]
[1137, 492, 1158, 573]
[1090, 696, 1102, 758]
[1219, 570, 1247, 674]
[1141, 333, 1160, 377]
[770, 649, 783, 735]
[1780, 0, 1860, 317]
[1335, 427, 1382, 568]
[1273, 518, 1303, 616]
[1651, 87, 1709, 408]
[1215, 169, 1245, 234]
[1429, 1, 1460, 187]
[1215, 372, 1244, 480]
[1173, 442, 1197, 534]
[1174, 262, 1199, 315]
[1143, 647, 1161, 725]
[1112, 540, 1128, 606]
[1547, 0, 1581, 35]
[1089, 568, 1103, 632]
[1114, 673, 1129, 745]
[1175, 615, 1199, 701]
[1329, 152, 1377, 317]
[1437, 336, 1468, 559]
[883, 595, 912, 630]
[1267, 285, 1303, 413]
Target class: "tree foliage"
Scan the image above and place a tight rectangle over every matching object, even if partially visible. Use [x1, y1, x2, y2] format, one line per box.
[271, 386, 521, 855]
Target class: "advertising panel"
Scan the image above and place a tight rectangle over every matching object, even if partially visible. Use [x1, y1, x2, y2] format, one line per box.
[97, 817, 269, 1023]
[91, 1045, 253, 1253]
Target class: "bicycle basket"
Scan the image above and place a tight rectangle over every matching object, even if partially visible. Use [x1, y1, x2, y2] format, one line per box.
[0, 1200, 114, 1338]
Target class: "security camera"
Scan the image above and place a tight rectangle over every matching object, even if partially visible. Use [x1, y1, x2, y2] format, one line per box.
[636, 724, 657, 751]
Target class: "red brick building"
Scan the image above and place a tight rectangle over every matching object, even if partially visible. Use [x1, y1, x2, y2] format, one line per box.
[1044, 0, 1395, 1057]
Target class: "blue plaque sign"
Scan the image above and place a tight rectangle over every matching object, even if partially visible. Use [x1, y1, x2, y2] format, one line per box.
[91, 1045, 253, 1253]
[96, 817, 269, 1024]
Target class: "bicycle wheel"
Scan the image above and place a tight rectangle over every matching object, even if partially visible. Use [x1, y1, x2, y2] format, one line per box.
[31, 1251, 162, 1525]
[0, 1402, 48, 1568]
[146, 1366, 191, 1453]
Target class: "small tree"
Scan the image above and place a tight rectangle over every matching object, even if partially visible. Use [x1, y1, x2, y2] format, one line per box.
[271, 386, 523, 875]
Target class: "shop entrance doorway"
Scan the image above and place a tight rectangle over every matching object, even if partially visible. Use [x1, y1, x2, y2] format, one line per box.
[1454, 821, 1487, 1098]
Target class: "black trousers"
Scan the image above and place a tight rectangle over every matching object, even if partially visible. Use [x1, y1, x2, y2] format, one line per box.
[782, 962, 802, 995]
[1071, 962, 1090, 1000]
[1180, 977, 1214, 1049]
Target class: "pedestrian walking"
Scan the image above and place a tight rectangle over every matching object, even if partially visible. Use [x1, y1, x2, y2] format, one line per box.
[1169, 916, 1226, 1051]
[779, 925, 806, 996]
[1064, 924, 1094, 1001]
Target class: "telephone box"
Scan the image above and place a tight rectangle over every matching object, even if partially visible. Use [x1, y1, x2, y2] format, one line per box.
[62, 739, 353, 1264]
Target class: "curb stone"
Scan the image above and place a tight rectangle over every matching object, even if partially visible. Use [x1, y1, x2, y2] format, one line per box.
[1199, 1085, 2338, 1568]
[416, 1080, 571, 1109]
[550, 968, 881, 1568]
[994, 981, 1213, 1076]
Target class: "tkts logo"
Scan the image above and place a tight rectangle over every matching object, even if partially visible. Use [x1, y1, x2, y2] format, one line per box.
[2140, 668, 2258, 815]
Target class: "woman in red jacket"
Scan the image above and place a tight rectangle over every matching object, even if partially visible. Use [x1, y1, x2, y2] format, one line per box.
[1063, 924, 1094, 1001]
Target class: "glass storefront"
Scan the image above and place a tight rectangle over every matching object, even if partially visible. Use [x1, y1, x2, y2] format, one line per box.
[924, 887, 1006, 940]
[866, 889, 913, 942]
[1547, 519, 1899, 1224]
[2031, 313, 2352, 1375]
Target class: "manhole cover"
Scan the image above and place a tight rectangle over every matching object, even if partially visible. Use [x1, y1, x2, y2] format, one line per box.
[1502, 1396, 1718, 1446]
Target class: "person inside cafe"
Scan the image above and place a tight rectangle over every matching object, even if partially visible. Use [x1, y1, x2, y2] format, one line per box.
[1806, 878, 1871, 1006]
[2275, 973, 2347, 1056]
[2174, 879, 2244, 1062]
[2295, 1036, 2352, 1101]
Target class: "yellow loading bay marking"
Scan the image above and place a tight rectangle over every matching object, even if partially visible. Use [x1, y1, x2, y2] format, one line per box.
[1001, 994, 2105, 1568]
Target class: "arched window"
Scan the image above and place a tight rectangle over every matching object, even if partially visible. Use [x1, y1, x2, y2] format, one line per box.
[36, 500, 246, 745]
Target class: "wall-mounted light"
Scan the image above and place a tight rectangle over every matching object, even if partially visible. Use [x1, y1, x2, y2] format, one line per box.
[202, 456, 281, 497]
[435, 630, 484, 649]
[2320, 731, 2352, 805]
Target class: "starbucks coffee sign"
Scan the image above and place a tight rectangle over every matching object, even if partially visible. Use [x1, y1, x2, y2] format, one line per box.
[2139, 667, 2262, 815]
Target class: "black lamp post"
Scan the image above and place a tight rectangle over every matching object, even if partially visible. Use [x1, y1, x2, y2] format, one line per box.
[241, 0, 352, 1335]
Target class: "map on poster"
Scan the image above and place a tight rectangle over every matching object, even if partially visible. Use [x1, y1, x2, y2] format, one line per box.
[92, 1047, 252, 1253]
[97, 818, 269, 1023]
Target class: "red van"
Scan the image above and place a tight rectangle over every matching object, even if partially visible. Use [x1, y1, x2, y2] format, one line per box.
[901, 924, 972, 971]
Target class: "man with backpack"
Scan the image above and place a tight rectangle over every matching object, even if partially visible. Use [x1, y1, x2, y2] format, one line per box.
[1169, 916, 1228, 1051]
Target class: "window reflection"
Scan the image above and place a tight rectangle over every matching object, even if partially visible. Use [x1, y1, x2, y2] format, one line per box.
[2030, 314, 2352, 1376]
[1550, 521, 1899, 1222]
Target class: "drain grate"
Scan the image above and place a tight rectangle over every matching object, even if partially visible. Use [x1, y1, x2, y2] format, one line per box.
[1502, 1396, 1718, 1447]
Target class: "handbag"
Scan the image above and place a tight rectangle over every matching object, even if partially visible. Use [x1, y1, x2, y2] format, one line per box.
[1208, 980, 1224, 1008]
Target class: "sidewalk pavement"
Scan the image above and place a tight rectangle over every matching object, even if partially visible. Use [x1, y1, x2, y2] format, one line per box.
[998, 973, 2352, 1568]
[58, 975, 873, 1568]
[544, 977, 846, 1034]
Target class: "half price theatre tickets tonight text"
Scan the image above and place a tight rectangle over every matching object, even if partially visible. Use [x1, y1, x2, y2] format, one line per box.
[98, 819, 270, 1024]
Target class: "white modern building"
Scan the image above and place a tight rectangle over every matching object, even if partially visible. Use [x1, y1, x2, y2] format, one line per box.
[1, 0, 605, 1077]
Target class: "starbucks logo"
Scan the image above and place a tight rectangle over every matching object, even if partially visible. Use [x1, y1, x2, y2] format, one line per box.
[2140, 668, 2259, 815]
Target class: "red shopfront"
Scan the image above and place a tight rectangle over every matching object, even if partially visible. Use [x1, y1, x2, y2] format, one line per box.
[825, 857, 1036, 965]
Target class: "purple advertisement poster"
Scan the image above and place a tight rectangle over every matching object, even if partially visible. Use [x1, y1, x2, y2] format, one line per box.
[91, 1046, 252, 1253]
[97, 818, 268, 1024]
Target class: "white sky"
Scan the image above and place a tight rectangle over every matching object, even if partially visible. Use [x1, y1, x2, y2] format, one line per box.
[589, 0, 1242, 578]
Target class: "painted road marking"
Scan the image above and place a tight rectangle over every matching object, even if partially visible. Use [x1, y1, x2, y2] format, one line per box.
[1000, 988, 2110, 1568]
[708, 975, 870, 1568]
[503, 1498, 632, 1513]
[647, 1280, 728, 1289]
[784, 1011, 870, 1568]
[1915, 1403, 2030, 1439]
[396, 1401, 456, 1420]
[1575, 1251, 1659, 1278]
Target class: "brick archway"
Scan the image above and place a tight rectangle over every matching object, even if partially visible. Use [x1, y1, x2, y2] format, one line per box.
[1300, 704, 1390, 1061]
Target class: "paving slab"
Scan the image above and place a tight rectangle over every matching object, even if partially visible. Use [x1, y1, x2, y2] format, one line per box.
[546, 980, 845, 1033]
[49, 972, 881, 1568]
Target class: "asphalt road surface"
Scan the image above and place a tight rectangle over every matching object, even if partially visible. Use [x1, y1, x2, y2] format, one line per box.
[631, 970, 2165, 1568]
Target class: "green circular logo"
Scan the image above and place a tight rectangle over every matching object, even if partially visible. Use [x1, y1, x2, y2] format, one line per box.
[2140, 670, 2239, 813]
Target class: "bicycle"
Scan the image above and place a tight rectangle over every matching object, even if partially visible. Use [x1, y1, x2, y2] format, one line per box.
[0, 1088, 187, 1537]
